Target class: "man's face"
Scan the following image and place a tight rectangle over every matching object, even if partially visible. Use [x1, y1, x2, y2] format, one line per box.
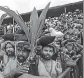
[54, 37, 61, 45]
[66, 45, 73, 51]
[65, 34, 70, 39]
[41, 46, 54, 60]
[5, 43, 15, 56]
[16, 47, 29, 63]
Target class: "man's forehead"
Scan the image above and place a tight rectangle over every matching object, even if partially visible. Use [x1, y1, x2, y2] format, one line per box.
[16, 42, 30, 48]
[17, 43, 26, 47]
[67, 44, 73, 47]
[16, 44, 30, 53]
[16, 46, 23, 49]
[43, 46, 53, 49]
[16, 47, 29, 54]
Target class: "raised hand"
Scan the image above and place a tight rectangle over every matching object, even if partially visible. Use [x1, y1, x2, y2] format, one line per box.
[13, 65, 29, 75]
[66, 59, 76, 67]
[55, 61, 62, 74]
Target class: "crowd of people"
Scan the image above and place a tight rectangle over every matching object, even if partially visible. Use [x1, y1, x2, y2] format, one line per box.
[44, 9, 83, 78]
[0, 7, 83, 78]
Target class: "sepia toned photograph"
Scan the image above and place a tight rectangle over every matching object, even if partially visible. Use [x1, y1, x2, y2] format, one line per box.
[0, 0, 83, 78]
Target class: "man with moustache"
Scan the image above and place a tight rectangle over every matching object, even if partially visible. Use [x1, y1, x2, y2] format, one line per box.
[19, 36, 62, 78]
[16, 42, 53, 78]
[3, 40, 77, 78]
[1, 41, 30, 78]
[3, 41, 38, 78]
[38, 43, 62, 78]
[4, 41, 50, 78]
[32, 36, 77, 78]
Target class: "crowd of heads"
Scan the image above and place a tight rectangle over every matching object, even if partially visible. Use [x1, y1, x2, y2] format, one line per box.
[45, 9, 83, 39]
[0, 8, 83, 78]
[0, 8, 83, 61]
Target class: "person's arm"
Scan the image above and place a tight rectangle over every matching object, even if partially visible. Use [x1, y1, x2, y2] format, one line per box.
[61, 39, 76, 46]
[19, 73, 51, 78]
[4, 65, 29, 78]
[3, 66, 19, 78]
[3, 64, 12, 78]
[66, 58, 76, 67]
[0, 71, 4, 78]
[75, 42, 83, 50]
[74, 42, 83, 54]
[4, 70, 15, 78]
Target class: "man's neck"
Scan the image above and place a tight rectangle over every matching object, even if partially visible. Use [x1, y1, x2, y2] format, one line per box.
[41, 59, 52, 65]
[8, 56, 15, 59]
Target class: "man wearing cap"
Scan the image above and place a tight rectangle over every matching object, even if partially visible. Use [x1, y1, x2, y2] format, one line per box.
[13, 41, 37, 78]
[18, 41, 62, 78]
[15, 41, 52, 78]
[34, 35, 79, 78]
[36, 36, 62, 78]
[4, 41, 50, 78]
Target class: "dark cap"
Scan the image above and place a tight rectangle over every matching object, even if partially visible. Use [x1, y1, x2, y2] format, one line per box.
[36, 35, 55, 46]
[36, 36, 56, 53]
[16, 41, 30, 52]
[2, 34, 14, 41]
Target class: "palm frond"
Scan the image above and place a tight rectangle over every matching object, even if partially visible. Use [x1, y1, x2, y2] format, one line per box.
[15, 11, 30, 43]
[0, 6, 29, 42]
[16, 10, 25, 23]
[30, 7, 38, 51]
[36, 2, 50, 39]
[29, 2, 50, 52]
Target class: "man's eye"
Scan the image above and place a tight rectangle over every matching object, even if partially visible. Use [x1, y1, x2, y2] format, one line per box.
[44, 50, 48, 52]
[17, 49, 21, 51]
[50, 50, 53, 52]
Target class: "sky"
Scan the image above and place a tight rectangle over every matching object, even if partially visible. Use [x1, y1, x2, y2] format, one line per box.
[0, 0, 82, 16]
